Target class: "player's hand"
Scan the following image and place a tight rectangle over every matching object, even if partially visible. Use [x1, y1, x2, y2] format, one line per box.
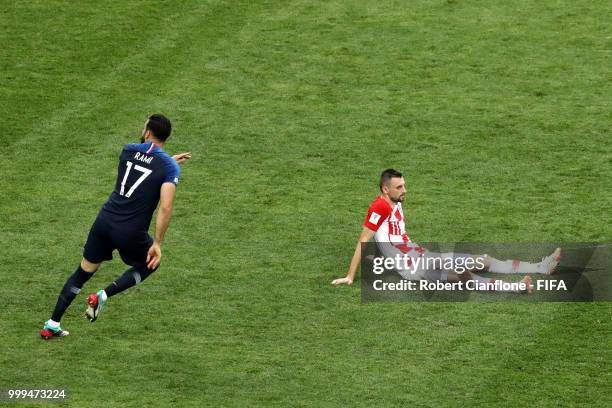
[331, 276, 353, 285]
[146, 241, 162, 269]
[172, 152, 192, 164]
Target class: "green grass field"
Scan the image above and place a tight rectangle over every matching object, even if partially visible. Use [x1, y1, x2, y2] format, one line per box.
[1, 1, 610, 406]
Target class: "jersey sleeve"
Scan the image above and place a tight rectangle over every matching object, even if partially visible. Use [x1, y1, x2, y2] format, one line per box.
[363, 199, 392, 231]
[162, 155, 181, 186]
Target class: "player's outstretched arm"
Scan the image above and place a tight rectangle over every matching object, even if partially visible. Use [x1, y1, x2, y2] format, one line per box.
[172, 152, 192, 164]
[332, 227, 375, 285]
[147, 182, 177, 269]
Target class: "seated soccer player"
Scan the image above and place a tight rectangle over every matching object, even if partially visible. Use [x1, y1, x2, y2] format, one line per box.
[331, 169, 561, 293]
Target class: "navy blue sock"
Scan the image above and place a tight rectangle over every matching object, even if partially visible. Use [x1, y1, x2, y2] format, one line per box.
[51, 266, 94, 322]
[104, 266, 157, 298]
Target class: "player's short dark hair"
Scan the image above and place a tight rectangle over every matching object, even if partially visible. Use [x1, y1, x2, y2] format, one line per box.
[379, 168, 403, 191]
[146, 114, 172, 141]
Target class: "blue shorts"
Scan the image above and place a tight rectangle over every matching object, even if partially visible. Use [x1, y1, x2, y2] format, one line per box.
[83, 216, 153, 268]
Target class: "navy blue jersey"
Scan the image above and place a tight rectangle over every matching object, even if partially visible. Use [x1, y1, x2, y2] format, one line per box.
[99, 142, 180, 231]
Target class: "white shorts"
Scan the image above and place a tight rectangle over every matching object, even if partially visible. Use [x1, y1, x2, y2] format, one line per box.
[375, 241, 478, 281]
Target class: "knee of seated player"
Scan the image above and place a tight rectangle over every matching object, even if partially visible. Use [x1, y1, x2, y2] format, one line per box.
[450, 270, 472, 283]
[480, 254, 492, 271]
[445, 271, 459, 282]
[81, 258, 100, 273]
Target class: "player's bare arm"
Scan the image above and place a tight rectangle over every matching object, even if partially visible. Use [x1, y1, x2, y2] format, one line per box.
[172, 152, 192, 164]
[148, 182, 176, 270]
[332, 227, 375, 285]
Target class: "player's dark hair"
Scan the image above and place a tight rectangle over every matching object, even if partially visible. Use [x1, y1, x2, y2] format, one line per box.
[146, 114, 172, 141]
[379, 168, 403, 191]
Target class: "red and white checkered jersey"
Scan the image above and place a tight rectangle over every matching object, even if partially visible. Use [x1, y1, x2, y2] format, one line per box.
[364, 195, 420, 254]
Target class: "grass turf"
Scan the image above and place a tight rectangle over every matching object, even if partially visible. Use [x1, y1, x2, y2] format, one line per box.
[0, 0, 610, 406]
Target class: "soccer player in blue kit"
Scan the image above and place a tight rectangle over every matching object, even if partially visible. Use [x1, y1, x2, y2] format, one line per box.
[40, 114, 191, 339]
